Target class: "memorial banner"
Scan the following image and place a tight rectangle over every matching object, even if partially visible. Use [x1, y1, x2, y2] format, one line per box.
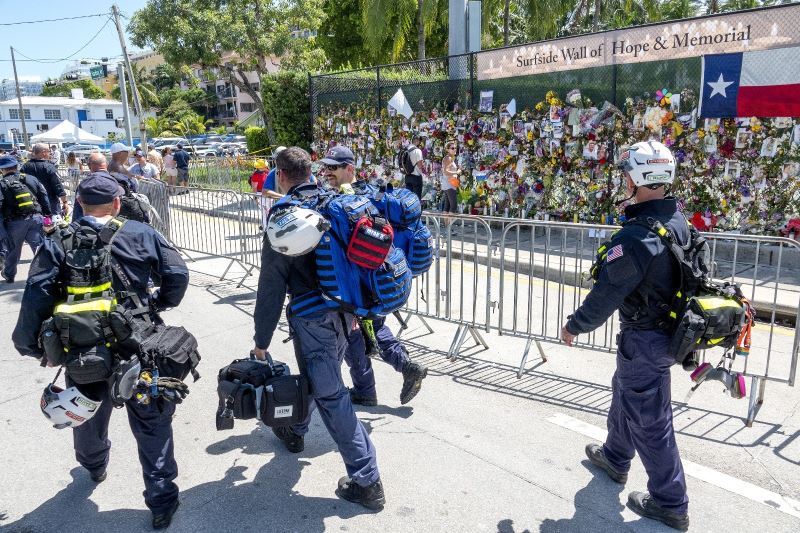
[476, 4, 800, 81]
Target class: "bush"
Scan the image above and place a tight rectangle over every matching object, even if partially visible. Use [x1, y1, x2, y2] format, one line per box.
[261, 71, 311, 149]
[245, 126, 271, 155]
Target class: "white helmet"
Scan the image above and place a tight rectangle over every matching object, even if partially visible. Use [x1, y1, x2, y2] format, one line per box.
[618, 140, 676, 188]
[267, 206, 330, 256]
[41, 383, 102, 429]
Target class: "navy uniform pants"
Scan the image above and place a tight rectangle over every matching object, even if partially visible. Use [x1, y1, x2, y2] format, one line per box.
[289, 311, 380, 487]
[0, 215, 43, 279]
[70, 379, 179, 514]
[344, 316, 409, 399]
[602, 328, 689, 514]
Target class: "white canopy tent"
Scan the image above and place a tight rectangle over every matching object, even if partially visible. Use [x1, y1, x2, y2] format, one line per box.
[30, 119, 105, 144]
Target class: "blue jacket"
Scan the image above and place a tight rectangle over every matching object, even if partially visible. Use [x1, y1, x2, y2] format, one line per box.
[12, 216, 189, 357]
[566, 198, 687, 335]
[20, 159, 64, 213]
[0, 171, 52, 221]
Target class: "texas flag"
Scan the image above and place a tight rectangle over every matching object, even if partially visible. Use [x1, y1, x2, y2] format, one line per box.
[699, 46, 800, 118]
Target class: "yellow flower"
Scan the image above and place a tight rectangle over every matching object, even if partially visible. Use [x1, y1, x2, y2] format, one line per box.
[545, 90, 557, 100]
[752, 123, 762, 132]
[535, 102, 544, 111]
[697, 129, 705, 138]
[710, 124, 719, 133]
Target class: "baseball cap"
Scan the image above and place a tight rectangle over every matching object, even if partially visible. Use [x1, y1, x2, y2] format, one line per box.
[110, 142, 130, 154]
[0, 155, 19, 168]
[77, 172, 124, 205]
[176, 142, 184, 149]
[319, 145, 355, 166]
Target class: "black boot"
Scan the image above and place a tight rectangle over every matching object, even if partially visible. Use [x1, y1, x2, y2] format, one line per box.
[627, 491, 689, 531]
[349, 388, 378, 407]
[90, 469, 107, 483]
[335, 476, 385, 510]
[271, 426, 304, 453]
[152, 499, 180, 530]
[400, 360, 427, 405]
[585, 443, 628, 483]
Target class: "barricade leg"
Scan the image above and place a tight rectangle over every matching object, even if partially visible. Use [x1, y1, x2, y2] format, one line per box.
[448, 325, 468, 361]
[395, 313, 434, 339]
[517, 339, 548, 378]
[468, 326, 489, 351]
[746, 376, 767, 427]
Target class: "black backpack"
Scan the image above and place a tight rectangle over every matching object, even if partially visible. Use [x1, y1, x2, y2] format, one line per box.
[110, 173, 151, 223]
[399, 147, 416, 175]
[1, 173, 41, 218]
[591, 215, 753, 364]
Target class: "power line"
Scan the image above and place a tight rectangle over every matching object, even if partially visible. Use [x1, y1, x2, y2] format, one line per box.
[0, 13, 108, 26]
[7, 17, 113, 64]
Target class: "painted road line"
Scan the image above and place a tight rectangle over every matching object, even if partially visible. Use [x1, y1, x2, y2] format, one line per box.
[546, 412, 800, 519]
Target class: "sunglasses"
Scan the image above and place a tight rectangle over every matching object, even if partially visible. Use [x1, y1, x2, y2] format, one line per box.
[324, 163, 346, 171]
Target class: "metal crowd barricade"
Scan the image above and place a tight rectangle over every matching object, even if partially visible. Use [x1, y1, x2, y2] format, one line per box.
[238, 192, 274, 286]
[165, 186, 252, 280]
[399, 213, 494, 360]
[137, 178, 171, 238]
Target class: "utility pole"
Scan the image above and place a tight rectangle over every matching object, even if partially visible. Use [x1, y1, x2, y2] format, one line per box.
[111, 4, 147, 149]
[117, 63, 134, 146]
[10, 47, 29, 149]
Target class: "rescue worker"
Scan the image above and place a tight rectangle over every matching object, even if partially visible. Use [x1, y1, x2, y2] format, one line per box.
[253, 146, 385, 510]
[72, 153, 138, 222]
[20, 143, 69, 216]
[0, 155, 51, 283]
[560, 140, 690, 531]
[320, 145, 428, 406]
[12, 173, 189, 530]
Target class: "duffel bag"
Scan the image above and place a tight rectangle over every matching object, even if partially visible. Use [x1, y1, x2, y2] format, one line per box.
[259, 373, 310, 428]
[140, 323, 201, 381]
[216, 356, 289, 427]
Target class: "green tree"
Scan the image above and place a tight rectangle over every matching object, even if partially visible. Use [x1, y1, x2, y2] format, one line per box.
[144, 116, 172, 137]
[261, 70, 311, 148]
[130, 0, 327, 139]
[360, 0, 447, 62]
[41, 78, 108, 99]
[110, 64, 160, 110]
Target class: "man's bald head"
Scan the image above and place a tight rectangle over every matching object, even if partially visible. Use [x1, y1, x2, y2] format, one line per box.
[87, 152, 108, 171]
[32, 143, 49, 157]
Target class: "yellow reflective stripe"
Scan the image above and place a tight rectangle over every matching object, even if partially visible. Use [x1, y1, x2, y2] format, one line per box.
[597, 245, 607, 253]
[698, 337, 725, 345]
[657, 227, 668, 236]
[676, 291, 682, 298]
[17, 201, 33, 207]
[697, 297, 741, 311]
[15, 192, 31, 198]
[669, 311, 677, 319]
[66, 282, 112, 295]
[54, 298, 115, 314]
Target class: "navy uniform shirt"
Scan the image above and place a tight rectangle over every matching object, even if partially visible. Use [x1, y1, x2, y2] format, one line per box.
[20, 159, 65, 212]
[566, 198, 688, 335]
[12, 216, 189, 357]
[253, 182, 325, 349]
[0, 171, 52, 219]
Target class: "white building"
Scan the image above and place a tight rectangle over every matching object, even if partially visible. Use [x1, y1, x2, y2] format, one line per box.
[0, 94, 137, 146]
[0, 78, 43, 101]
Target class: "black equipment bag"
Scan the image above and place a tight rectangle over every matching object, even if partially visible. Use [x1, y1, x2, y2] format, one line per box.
[64, 344, 115, 385]
[139, 323, 201, 381]
[216, 356, 289, 422]
[259, 373, 310, 428]
[399, 147, 416, 175]
[110, 171, 151, 223]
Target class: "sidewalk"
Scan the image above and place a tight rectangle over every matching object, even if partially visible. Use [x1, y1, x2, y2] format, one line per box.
[2, 252, 799, 532]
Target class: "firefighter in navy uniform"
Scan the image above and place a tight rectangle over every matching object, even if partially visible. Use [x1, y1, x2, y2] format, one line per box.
[560, 141, 690, 531]
[0, 155, 51, 283]
[12, 174, 189, 530]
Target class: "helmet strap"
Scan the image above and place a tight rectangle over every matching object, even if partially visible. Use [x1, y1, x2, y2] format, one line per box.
[51, 366, 64, 385]
[615, 186, 637, 206]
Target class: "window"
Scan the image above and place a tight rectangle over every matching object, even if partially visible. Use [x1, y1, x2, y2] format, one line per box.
[44, 109, 61, 120]
[240, 102, 255, 113]
[9, 108, 31, 120]
[250, 83, 260, 92]
[105, 109, 114, 119]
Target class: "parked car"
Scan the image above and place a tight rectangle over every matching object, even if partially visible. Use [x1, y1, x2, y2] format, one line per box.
[153, 137, 189, 150]
[63, 144, 103, 158]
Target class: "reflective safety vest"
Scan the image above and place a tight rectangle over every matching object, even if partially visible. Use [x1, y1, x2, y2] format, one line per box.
[0, 173, 41, 218]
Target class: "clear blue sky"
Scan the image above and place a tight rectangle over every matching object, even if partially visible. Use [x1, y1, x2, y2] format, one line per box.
[0, 0, 148, 81]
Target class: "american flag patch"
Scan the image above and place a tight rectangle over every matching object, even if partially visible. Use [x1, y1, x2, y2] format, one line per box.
[606, 244, 623, 262]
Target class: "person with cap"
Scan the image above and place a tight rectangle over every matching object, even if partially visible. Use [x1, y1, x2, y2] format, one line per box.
[12, 172, 189, 530]
[108, 143, 134, 178]
[172, 143, 191, 191]
[254, 146, 385, 510]
[560, 140, 690, 531]
[0, 155, 52, 283]
[321, 145, 429, 406]
[20, 143, 69, 217]
[129, 150, 161, 181]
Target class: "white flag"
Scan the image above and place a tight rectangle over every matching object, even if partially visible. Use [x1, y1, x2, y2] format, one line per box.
[388, 88, 413, 119]
[506, 98, 517, 118]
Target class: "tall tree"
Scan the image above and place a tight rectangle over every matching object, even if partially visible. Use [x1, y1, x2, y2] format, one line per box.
[360, 0, 446, 62]
[129, 0, 327, 139]
[41, 79, 108, 100]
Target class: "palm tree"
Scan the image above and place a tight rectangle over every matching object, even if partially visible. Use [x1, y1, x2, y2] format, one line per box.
[144, 116, 171, 137]
[360, 0, 447, 62]
[111, 64, 160, 110]
[170, 116, 213, 137]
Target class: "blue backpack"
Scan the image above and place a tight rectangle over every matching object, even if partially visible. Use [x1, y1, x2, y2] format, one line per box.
[355, 182, 434, 277]
[273, 188, 412, 318]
